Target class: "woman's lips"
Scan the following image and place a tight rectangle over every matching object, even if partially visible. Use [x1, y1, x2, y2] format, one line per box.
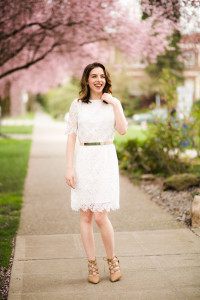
[94, 84, 103, 89]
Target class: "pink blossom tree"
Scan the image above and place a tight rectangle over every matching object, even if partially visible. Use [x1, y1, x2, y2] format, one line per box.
[0, 0, 198, 115]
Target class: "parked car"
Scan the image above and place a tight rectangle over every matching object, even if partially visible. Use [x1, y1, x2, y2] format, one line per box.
[132, 108, 167, 124]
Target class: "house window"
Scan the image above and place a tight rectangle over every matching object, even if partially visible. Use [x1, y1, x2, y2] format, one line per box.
[184, 52, 196, 68]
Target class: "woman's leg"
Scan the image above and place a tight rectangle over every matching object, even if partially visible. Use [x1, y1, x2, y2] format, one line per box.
[94, 210, 115, 259]
[80, 209, 95, 260]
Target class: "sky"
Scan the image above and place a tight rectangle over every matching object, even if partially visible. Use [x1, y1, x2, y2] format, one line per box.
[122, 0, 200, 34]
[180, 2, 200, 34]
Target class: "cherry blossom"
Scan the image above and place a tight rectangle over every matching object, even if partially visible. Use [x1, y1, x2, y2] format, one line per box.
[0, 0, 198, 114]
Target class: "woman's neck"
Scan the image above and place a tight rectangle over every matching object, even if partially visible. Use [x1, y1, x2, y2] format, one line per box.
[89, 91, 102, 100]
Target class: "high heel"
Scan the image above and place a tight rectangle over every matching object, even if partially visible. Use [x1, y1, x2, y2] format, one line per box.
[88, 257, 100, 284]
[103, 255, 122, 282]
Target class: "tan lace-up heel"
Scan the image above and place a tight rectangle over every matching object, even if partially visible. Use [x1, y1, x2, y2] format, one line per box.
[88, 257, 100, 284]
[103, 255, 122, 282]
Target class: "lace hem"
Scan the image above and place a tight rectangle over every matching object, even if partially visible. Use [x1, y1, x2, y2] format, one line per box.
[71, 203, 120, 212]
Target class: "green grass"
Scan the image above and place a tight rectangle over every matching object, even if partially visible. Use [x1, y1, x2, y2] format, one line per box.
[114, 123, 148, 146]
[2, 111, 35, 120]
[114, 122, 200, 149]
[0, 125, 33, 134]
[0, 138, 32, 286]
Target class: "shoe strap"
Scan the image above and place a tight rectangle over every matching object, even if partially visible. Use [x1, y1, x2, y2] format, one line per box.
[88, 258, 99, 276]
[103, 256, 120, 274]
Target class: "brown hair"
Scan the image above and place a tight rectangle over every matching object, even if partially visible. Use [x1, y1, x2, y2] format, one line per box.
[78, 62, 112, 103]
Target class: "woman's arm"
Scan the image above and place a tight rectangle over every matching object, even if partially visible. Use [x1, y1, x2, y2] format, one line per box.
[101, 93, 128, 135]
[65, 133, 76, 189]
[112, 100, 128, 135]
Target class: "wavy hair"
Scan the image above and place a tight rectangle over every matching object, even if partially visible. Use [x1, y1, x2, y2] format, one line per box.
[78, 62, 112, 103]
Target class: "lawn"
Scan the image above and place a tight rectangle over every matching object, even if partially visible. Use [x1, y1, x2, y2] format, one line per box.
[114, 123, 148, 145]
[0, 125, 33, 134]
[0, 137, 32, 294]
[1, 111, 35, 120]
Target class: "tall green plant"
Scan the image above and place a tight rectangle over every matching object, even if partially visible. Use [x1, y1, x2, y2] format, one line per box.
[155, 69, 189, 151]
[190, 100, 200, 158]
[117, 69, 191, 176]
[147, 69, 190, 168]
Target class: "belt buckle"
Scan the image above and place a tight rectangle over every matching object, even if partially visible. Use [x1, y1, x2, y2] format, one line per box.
[84, 142, 100, 146]
[81, 141, 111, 146]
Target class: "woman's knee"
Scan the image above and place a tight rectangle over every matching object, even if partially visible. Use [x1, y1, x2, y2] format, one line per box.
[80, 209, 93, 224]
[94, 211, 107, 227]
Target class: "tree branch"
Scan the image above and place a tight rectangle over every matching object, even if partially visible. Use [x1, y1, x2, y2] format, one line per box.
[0, 36, 108, 80]
[0, 37, 31, 66]
[0, 43, 58, 79]
[0, 20, 84, 40]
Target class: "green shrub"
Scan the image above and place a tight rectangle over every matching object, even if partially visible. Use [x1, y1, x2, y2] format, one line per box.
[40, 79, 80, 119]
[116, 136, 189, 176]
[141, 136, 189, 175]
[189, 99, 200, 157]
[117, 69, 192, 177]
[116, 139, 143, 171]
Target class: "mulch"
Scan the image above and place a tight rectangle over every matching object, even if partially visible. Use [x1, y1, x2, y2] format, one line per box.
[141, 177, 200, 228]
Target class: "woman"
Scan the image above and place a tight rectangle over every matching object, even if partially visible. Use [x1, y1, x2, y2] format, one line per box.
[65, 62, 128, 284]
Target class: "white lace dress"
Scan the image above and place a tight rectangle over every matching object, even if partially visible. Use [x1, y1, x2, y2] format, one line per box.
[65, 98, 128, 212]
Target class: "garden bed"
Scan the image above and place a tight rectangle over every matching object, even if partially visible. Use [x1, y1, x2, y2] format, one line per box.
[140, 177, 200, 228]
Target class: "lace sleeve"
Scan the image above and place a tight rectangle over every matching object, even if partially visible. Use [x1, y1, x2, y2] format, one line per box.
[65, 99, 78, 135]
[114, 98, 128, 128]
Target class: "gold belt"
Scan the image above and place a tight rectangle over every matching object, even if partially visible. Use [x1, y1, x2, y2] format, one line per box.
[80, 141, 113, 146]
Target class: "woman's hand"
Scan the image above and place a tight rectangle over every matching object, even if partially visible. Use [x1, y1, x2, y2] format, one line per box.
[101, 93, 117, 105]
[65, 167, 76, 189]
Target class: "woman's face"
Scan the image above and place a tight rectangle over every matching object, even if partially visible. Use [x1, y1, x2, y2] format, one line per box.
[87, 67, 106, 94]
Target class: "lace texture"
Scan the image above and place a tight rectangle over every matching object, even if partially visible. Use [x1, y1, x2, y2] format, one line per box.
[65, 99, 78, 135]
[65, 98, 128, 141]
[71, 143, 120, 212]
[65, 98, 127, 212]
[71, 202, 119, 212]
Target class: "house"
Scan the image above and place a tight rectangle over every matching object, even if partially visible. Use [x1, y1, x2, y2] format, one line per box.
[114, 33, 200, 117]
[177, 33, 200, 116]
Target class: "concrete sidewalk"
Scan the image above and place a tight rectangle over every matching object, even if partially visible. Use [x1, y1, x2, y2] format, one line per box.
[8, 111, 200, 300]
